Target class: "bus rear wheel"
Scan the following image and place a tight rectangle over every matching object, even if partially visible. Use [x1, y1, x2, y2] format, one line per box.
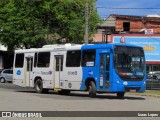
[117, 92, 125, 98]
[88, 81, 96, 98]
[35, 79, 48, 94]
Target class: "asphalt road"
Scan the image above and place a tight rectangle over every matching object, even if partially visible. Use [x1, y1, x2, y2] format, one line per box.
[0, 83, 160, 120]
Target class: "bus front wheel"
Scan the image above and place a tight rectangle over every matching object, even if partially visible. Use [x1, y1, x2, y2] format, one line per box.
[117, 92, 125, 98]
[88, 81, 96, 98]
[35, 79, 48, 94]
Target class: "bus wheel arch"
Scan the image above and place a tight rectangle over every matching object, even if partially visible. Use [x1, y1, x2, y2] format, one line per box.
[85, 78, 96, 97]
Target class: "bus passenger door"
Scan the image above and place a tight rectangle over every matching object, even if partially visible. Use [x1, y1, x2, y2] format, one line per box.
[99, 54, 110, 88]
[54, 55, 63, 88]
[25, 56, 33, 87]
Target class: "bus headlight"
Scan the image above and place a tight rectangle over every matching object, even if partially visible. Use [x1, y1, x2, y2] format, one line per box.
[123, 81, 128, 85]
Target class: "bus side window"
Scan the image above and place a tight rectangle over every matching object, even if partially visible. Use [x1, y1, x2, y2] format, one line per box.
[100, 54, 110, 70]
[55, 56, 63, 71]
[34, 53, 37, 67]
[66, 50, 81, 67]
[106, 54, 110, 70]
[15, 53, 24, 68]
[82, 50, 96, 67]
[100, 55, 104, 70]
[37, 52, 50, 67]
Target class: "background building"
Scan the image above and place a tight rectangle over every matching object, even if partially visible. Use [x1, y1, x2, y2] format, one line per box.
[97, 14, 160, 34]
[93, 14, 160, 72]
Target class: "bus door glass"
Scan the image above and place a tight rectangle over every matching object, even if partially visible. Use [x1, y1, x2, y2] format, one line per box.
[25, 56, 33, 87]
[99, 54, 110, 88]
[54, 55, 63, 88]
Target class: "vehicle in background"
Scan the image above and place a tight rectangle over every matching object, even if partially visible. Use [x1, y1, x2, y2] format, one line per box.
[0, 69, 3, 74]
[147, 71, 160, 79]
[0, 69, 13, 83]
[146, 71, 160, 90]
[152, 73, 160, 80]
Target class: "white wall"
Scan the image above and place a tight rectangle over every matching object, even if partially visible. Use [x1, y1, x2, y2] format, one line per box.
[0, 44, 7, 51]
[0, 56, 3, 69]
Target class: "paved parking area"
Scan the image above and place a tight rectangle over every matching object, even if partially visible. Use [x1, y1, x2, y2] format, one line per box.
[0, 83, 160, 119]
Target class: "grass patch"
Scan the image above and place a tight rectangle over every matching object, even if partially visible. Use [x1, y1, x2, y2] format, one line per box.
[128, 90, 160, 96]
[143, 90, 160, 95]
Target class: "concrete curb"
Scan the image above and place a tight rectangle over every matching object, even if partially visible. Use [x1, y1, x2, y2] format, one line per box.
[127, 93, 160, 98]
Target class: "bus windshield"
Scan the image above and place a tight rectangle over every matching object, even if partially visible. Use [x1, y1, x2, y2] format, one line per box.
[114, 46, 145, 81]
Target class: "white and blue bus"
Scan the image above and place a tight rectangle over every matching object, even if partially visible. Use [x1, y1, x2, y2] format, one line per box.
[13, 43, 146, 98]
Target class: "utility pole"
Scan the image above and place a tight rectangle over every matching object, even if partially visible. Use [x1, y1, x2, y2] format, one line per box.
[85, 0, 89, 44]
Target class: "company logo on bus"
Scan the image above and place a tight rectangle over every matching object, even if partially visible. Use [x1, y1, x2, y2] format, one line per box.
[16, 70, 21, 75]
[88, 70, 93, 75]
[68, 71, 77, 75]
[41, 71, 52, 75]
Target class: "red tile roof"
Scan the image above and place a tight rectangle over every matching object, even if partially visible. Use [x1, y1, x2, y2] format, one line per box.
[110, 14, 160, 22]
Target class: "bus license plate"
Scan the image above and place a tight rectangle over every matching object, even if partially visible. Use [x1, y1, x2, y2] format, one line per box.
[130, 89, 136, 93]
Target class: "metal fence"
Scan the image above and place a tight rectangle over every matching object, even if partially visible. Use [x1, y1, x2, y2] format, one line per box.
[146, 79, 160, 90]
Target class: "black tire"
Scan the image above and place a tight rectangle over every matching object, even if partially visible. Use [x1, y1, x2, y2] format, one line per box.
[34, 79, 48, 94]
[58, 90, 70, 95]
[117, 92, 125, 99]
[88, 81, 96, 98]
[0, 77, 5, 83]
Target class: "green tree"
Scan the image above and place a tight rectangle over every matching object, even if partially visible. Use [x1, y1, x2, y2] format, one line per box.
[0, 0, 100, 51]
[43, 0, 100, 43]
[0, 0, 47, 50]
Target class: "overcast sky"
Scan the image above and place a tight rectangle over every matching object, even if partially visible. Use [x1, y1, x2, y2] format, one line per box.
[96, 0, 160, 19]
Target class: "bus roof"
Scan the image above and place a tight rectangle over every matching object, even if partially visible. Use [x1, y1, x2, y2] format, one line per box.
[15, 43, 143, 53]
[81, 43, 143, 50]
[15, 43, 82, 53]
